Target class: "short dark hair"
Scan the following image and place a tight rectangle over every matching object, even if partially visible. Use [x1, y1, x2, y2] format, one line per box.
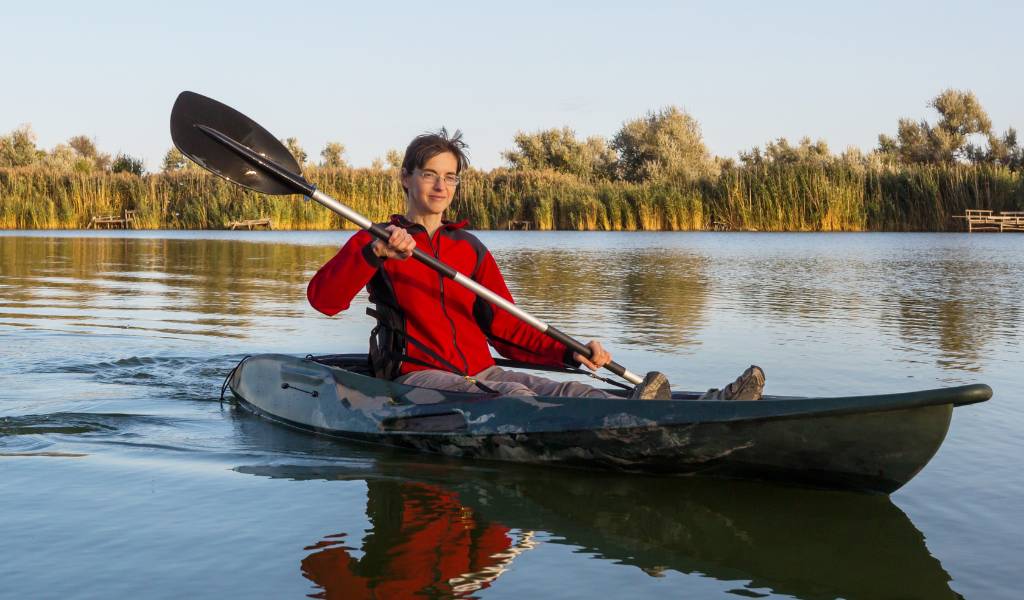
[400, 128, 470, 193]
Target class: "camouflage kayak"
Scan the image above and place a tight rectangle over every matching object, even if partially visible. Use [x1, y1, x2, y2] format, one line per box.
[226, 353, 991, 494]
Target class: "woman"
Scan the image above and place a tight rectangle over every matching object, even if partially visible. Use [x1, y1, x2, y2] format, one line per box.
[307, 129, 762, 400]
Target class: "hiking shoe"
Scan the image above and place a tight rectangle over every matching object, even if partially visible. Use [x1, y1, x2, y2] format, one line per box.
[629, 371, 671, 400]
[700, 365, 765, 401]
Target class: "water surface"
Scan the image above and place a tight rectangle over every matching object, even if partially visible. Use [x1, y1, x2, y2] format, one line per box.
[2, 231, 1021, 599]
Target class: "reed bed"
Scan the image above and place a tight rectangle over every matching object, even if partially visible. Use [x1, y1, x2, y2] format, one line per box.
[1, 164, 1021, 231]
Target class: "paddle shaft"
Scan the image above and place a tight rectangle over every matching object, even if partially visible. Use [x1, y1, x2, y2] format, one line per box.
[196, 123, 643, 385]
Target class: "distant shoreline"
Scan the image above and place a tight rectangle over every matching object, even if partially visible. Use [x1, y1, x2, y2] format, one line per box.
[2, 164, 1021, 232]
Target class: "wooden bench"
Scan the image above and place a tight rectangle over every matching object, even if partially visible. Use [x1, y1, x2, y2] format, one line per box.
[227, 218, 273, 230]
[955, 209, 1024, 232]
[505, 220, 532, 230]
[87, 210, 136, 229]
[1001, 211, 1024, 231]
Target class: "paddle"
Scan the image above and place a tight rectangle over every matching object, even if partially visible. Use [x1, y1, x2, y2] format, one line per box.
[169, 91, 649, 387]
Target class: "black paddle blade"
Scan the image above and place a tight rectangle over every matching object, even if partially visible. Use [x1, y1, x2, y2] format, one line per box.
[170, 91, 309, 195]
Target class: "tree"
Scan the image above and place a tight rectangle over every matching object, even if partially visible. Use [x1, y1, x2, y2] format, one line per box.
[385, 149, 403, 169]
[94, 153, 112, 172]
[38, 144, 94, 172]
[739, 137, 833, 167]
[68, 135, 98, 159]
[967, 128, 1024, 170]
[282, 137, 307, 166]
[162, 147, 188, 172]
[503, 127, 616, 179]
[111, 153, 145, 176]
[932, 89, 991, 145]
[67, 134, 111, 171]
[877, 89, 994, 165]
[611, 107, 718, 182]
[320, 142, 347, 168]
[0, 124, 40, 167]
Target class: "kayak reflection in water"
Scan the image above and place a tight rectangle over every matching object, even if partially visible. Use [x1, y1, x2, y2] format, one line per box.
[301, 481, 532, 598]
[262, 459, 960, 600]
[307, 129, 764, 401]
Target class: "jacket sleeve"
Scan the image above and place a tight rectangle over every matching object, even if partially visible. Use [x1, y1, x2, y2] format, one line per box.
[307, 230, 385, 316]
[472, 250, 577, 367]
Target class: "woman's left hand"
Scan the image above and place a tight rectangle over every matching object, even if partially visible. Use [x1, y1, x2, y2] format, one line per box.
[574, 340, 611, 371]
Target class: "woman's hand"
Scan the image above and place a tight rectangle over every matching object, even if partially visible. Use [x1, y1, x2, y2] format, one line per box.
[574, 340, 611, 371]
[372, 225, 416, 260]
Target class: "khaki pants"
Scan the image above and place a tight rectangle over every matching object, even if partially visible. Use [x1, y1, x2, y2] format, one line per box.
[394, 365, 618, 399]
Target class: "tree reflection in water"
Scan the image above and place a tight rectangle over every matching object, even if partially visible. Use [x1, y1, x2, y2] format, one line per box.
[496, 247, 709, 352]
[3, 234, 1019, 374]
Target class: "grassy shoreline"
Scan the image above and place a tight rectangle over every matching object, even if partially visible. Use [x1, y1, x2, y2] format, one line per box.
[2, 164, 1021, 231]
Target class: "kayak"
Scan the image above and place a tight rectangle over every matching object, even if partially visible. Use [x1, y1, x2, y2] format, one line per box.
[226, 353, 991, 494]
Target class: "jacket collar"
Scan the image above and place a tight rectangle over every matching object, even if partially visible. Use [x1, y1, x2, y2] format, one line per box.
[389, 214, 469, 232]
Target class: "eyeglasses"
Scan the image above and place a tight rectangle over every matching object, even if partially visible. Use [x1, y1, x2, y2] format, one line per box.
[417, 170, 460, 187]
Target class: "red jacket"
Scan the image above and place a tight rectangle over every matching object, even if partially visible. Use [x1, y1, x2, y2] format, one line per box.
[307, 215, 573, 377]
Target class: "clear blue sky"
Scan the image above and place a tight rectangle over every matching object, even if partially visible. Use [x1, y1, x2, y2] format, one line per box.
[2, 1, 1021, 171]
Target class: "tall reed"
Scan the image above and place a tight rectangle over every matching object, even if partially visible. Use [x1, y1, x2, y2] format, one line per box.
[1, 164, 1021, 231]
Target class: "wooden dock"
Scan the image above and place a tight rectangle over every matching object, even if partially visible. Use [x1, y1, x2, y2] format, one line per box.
[227, 218, 273, 230]
[87, 210, 136, 229]
[955, 209, 1024, 232]
[505, 220, 532, 230]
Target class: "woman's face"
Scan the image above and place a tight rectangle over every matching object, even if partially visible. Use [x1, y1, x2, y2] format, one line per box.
[401, 151, 459, 218]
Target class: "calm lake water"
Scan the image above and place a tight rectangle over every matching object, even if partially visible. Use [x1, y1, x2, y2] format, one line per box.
[2, 230, 1021, 599]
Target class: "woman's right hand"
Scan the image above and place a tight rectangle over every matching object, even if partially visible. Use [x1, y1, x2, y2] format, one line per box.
[372, 225, 416, 260]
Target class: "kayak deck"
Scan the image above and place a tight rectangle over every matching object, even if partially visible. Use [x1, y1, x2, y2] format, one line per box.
[228, 353, 992, 494]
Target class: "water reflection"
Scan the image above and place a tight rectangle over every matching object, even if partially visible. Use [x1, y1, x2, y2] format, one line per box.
[497, 248, 709, 350]
[0, 235, 335, 341]
[300, 481, 528, 599]
[233, 414, 960, 600]
[2, 234, 1019, 375]
[3, 232, 1018, 599]
[882, 256, 1021, 372]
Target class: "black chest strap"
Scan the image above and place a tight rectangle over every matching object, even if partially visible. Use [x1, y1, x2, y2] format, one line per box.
[366, 307, 498, 394]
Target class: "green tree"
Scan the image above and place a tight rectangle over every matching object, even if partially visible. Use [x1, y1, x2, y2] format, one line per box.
[161, 147, 191, 172]
[282, 137, 307, 166]
[611, 107, 718, 182]
[320, 142, 347, 168]
[932, 89, 992, 144]
[38, 143, 79, 171]
[878, 89, 994, 164]
[386, 149, 403, 169]
[68, 135, 98, 159]
[0, 124, 40, 167]
[740, 137, 833, 167]
[39, 143, 100, 172]
[503, 127, 616, 179]
[967, 128, 1023, 170]
[67, 134, 111, 171]
[111, 153, 145, 176]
